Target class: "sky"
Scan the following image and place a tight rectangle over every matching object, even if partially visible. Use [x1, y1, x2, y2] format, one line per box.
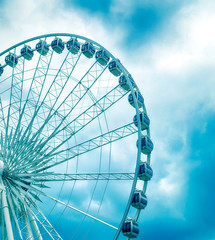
[0, 0, 215, 239]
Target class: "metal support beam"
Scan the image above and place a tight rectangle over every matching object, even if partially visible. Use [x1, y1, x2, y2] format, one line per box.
[27, 208, 43, 240]
[0, 180, 14, 240]
[22, 205, 34, 240]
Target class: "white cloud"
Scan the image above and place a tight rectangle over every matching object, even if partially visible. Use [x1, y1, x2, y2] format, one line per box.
[0, 0, 125, 57]
[116, 0, 215, 215]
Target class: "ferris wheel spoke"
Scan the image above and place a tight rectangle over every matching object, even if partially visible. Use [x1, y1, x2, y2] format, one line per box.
[27, 195, 64, 240]
[33, 122, 137, 173]
[7, 188, 22, 213]
[1, 128, 13, 163]
[7, 128, 36, 167]
[0, 97, 6, 131]
[4, 49, 54, 169]
[3, 58, 24, 166]
[9, 71, 117, 172]
[20, 43, 54, 115]
[42, 191, 118, 231]
[31, 211, 62, 240]
[10, 140, 49, 172]
[27, 172, 135, 182]
[35, 50, 82, 108]
[16, 56, 102, 166]
[4, 127, 23, 167]
[5, 48, 54, 167]
[43, 84, 127, 158]
[8, 131, 48, 171]
[4, 52, 50, 154]
[27, 50, 54, 109]
[7, 180, 62, 240]
[12, 50, 54, 146]
[38, 51, 82, 109]
[6, 56, 24, 126]
[11, 52, 55, 150]
[48, 61, 107, 131]
[7, 177, 117, 231]
[28, 60, 107, 152]
[8, 143, 52, 174]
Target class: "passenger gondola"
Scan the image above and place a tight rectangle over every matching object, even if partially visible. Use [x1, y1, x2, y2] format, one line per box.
[136, 135, 153, 154]
[66, 38, 80, 54]
[95, 49, 110, 66]
[138, 162, 153, 181]
[131, 190, 148, 209]
[133, 112, 150, 130]
[5, 53, 18, 67]
[119, 74, 135, 91]
[108, 60, 122, 76]
[81, 42, 95, 58]
[20, 45, 34, 60]
[122, 219, 139, 238]
[51, 37, 65, 54]
[36, 40, 49, 56]
[128, 91, 144, 108]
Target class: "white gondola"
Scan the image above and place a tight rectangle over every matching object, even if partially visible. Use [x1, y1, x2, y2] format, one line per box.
[119, 74, 135, 91]
[136, 135, 153, 154]
[0, 65, 3, 76]
[5, 53, 18, 67]
[95, 49, 110, 66]
[133, 111, 150, 130]
[122, 219, 139, 238]
[128, 91, 144, 108]
[131, 190, 148, 209]
[108, 60, 122, 76]
[51, 38, 65, 54]
[66, 38, 80, 54]
[81, 42, 95, 58]
[138, 162, 153, 181]
[20, 45, 34, 60]
[36, 40, 49, 56]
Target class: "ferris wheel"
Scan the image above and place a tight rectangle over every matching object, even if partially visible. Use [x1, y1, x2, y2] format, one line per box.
[0, 33, 153, 240]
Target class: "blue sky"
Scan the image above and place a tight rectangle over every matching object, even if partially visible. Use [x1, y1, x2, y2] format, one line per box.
[0, 0, 215, 239]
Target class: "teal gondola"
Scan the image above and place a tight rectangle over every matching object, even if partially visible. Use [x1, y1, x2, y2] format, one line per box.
[128, 91, 144, 108]
[36, 40, 49, 56]
[108, 60, 122, 76]
[21, 45, 34, 60]
[136, 135, 153, 154]
[133, 112, 150, 130]
[95, 49, 110, 66]
[66, 38, 80, 54]
[131, 191, 148, 209]
[119, 74, 135, 91]
[5, 53, 18, 67]
[122, 219, 139, 238]
[51, 38, 65, 54]
[138, 162, 153, 181]
[81, 42, 95, 58]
